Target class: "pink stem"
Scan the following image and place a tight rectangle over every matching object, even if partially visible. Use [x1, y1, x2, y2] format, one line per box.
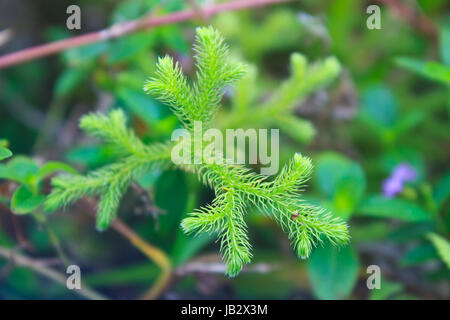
[0, 0, 291, 70]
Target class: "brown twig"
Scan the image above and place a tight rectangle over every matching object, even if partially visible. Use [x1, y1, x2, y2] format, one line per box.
[0, 0, 291, 70]
[0, 246, 107, 300]
[78, 198, 172, 299]
[131, 182, 166, 223]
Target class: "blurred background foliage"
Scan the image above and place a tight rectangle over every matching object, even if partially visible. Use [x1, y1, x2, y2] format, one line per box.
[0, 0, 449, 299]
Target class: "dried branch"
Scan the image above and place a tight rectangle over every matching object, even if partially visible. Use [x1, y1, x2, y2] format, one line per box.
[0, 246, 107, 300]
[0, 0, 291, 70]
[78, 198, 172, 300]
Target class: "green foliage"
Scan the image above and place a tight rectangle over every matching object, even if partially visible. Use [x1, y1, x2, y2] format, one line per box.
[396, 24, 450, 85]
[144, 27, 246, 130]
[11, 185, 45, 215]
[314, 152, 366, 220]
[46, 27, 349, 276]
[433, 170, 450, 209]
[215, 9, 307, 62]
[396, 58, 450, 85]
[427, 233, 450, 269]
[46, 109, 172, 230]
[0, 147, 12, 161]
[369, 277, 403, 300]
[219, 52, 341, 145]
[307, 244, 360, 300]
[358, 196, 431, 223]
[0, 156, 76, 214]
[1, 0, 449, 300]
[401, 243, 438, 267]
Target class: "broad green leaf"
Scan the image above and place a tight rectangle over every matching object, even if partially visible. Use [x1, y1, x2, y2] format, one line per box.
[116, 71, 148, 91]
[0, 147, 12, 161]
[332, 170, 366, 220]
[393, 111, 424, 136]
[358, 195, 431, 222]
[85, 263, 159, 287]
[427, 233, 450, 269]
[0, 164, 15, 180]
[107, 32, 156, 64]
[65, 144, 115, 169]
[63, 42, 109, 65]
[154, 170, 188, 235]
[158, 25, 189, 54]
[401, 243, 439, 266]
[361, 85, 397, 127]
[55, 64, 93, 97]
[350, 222, 391, 243]
[110, 0, 163, 25]
[388, 223, 434, 243]
[136, 169, 162, 189]
[2, 156, 39, 185]
[433, 169, 450, 209]
[315, 152, 366, 219]
[171, 232, 212, 267]
[440, 26, 450, 67]
[111, 1, 148, 23]
[307, 244, 359, 299]
[11, 185, 45, 214]
[446, 207, 450, 233]
[315, 152, 355, 197]
[117, 88, 163, 125]
[396, 57, 426, 76]
[369, 277, 403, 300]
[396, 57, 450, 85]
[34, 162, 78, 183]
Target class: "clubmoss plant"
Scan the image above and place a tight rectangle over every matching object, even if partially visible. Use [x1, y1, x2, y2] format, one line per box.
[46, 26, 349, 277]
[219, 53, 341, 144]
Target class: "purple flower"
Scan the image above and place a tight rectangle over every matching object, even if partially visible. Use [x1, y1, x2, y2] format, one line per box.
[382, 163, 417, 197]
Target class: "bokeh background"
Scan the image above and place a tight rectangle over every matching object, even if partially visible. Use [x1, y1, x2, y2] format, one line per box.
[0, 0, 449, 299]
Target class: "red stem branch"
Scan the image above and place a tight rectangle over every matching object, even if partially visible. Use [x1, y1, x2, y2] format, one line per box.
[0, 0, 292, 70]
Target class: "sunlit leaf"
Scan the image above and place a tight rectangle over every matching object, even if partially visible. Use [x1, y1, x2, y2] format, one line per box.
[358, 195, 431, 222]
[0, 147, 12, 161]
[369, 277, 403, 300]
[315, 152, 366, 219]
[307, 244, 359, 300]
[433, 169, 450, 209]
[440, 26, 450, 67]
[396, 57, 450, 85]
[427, 233, 450, 269]
[401, 243, 439, 266]
[34, 162, 78, 183]
[11, 185, 44, 214]
[361, 85, 397, 127]
[1, 156, 39, 185]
